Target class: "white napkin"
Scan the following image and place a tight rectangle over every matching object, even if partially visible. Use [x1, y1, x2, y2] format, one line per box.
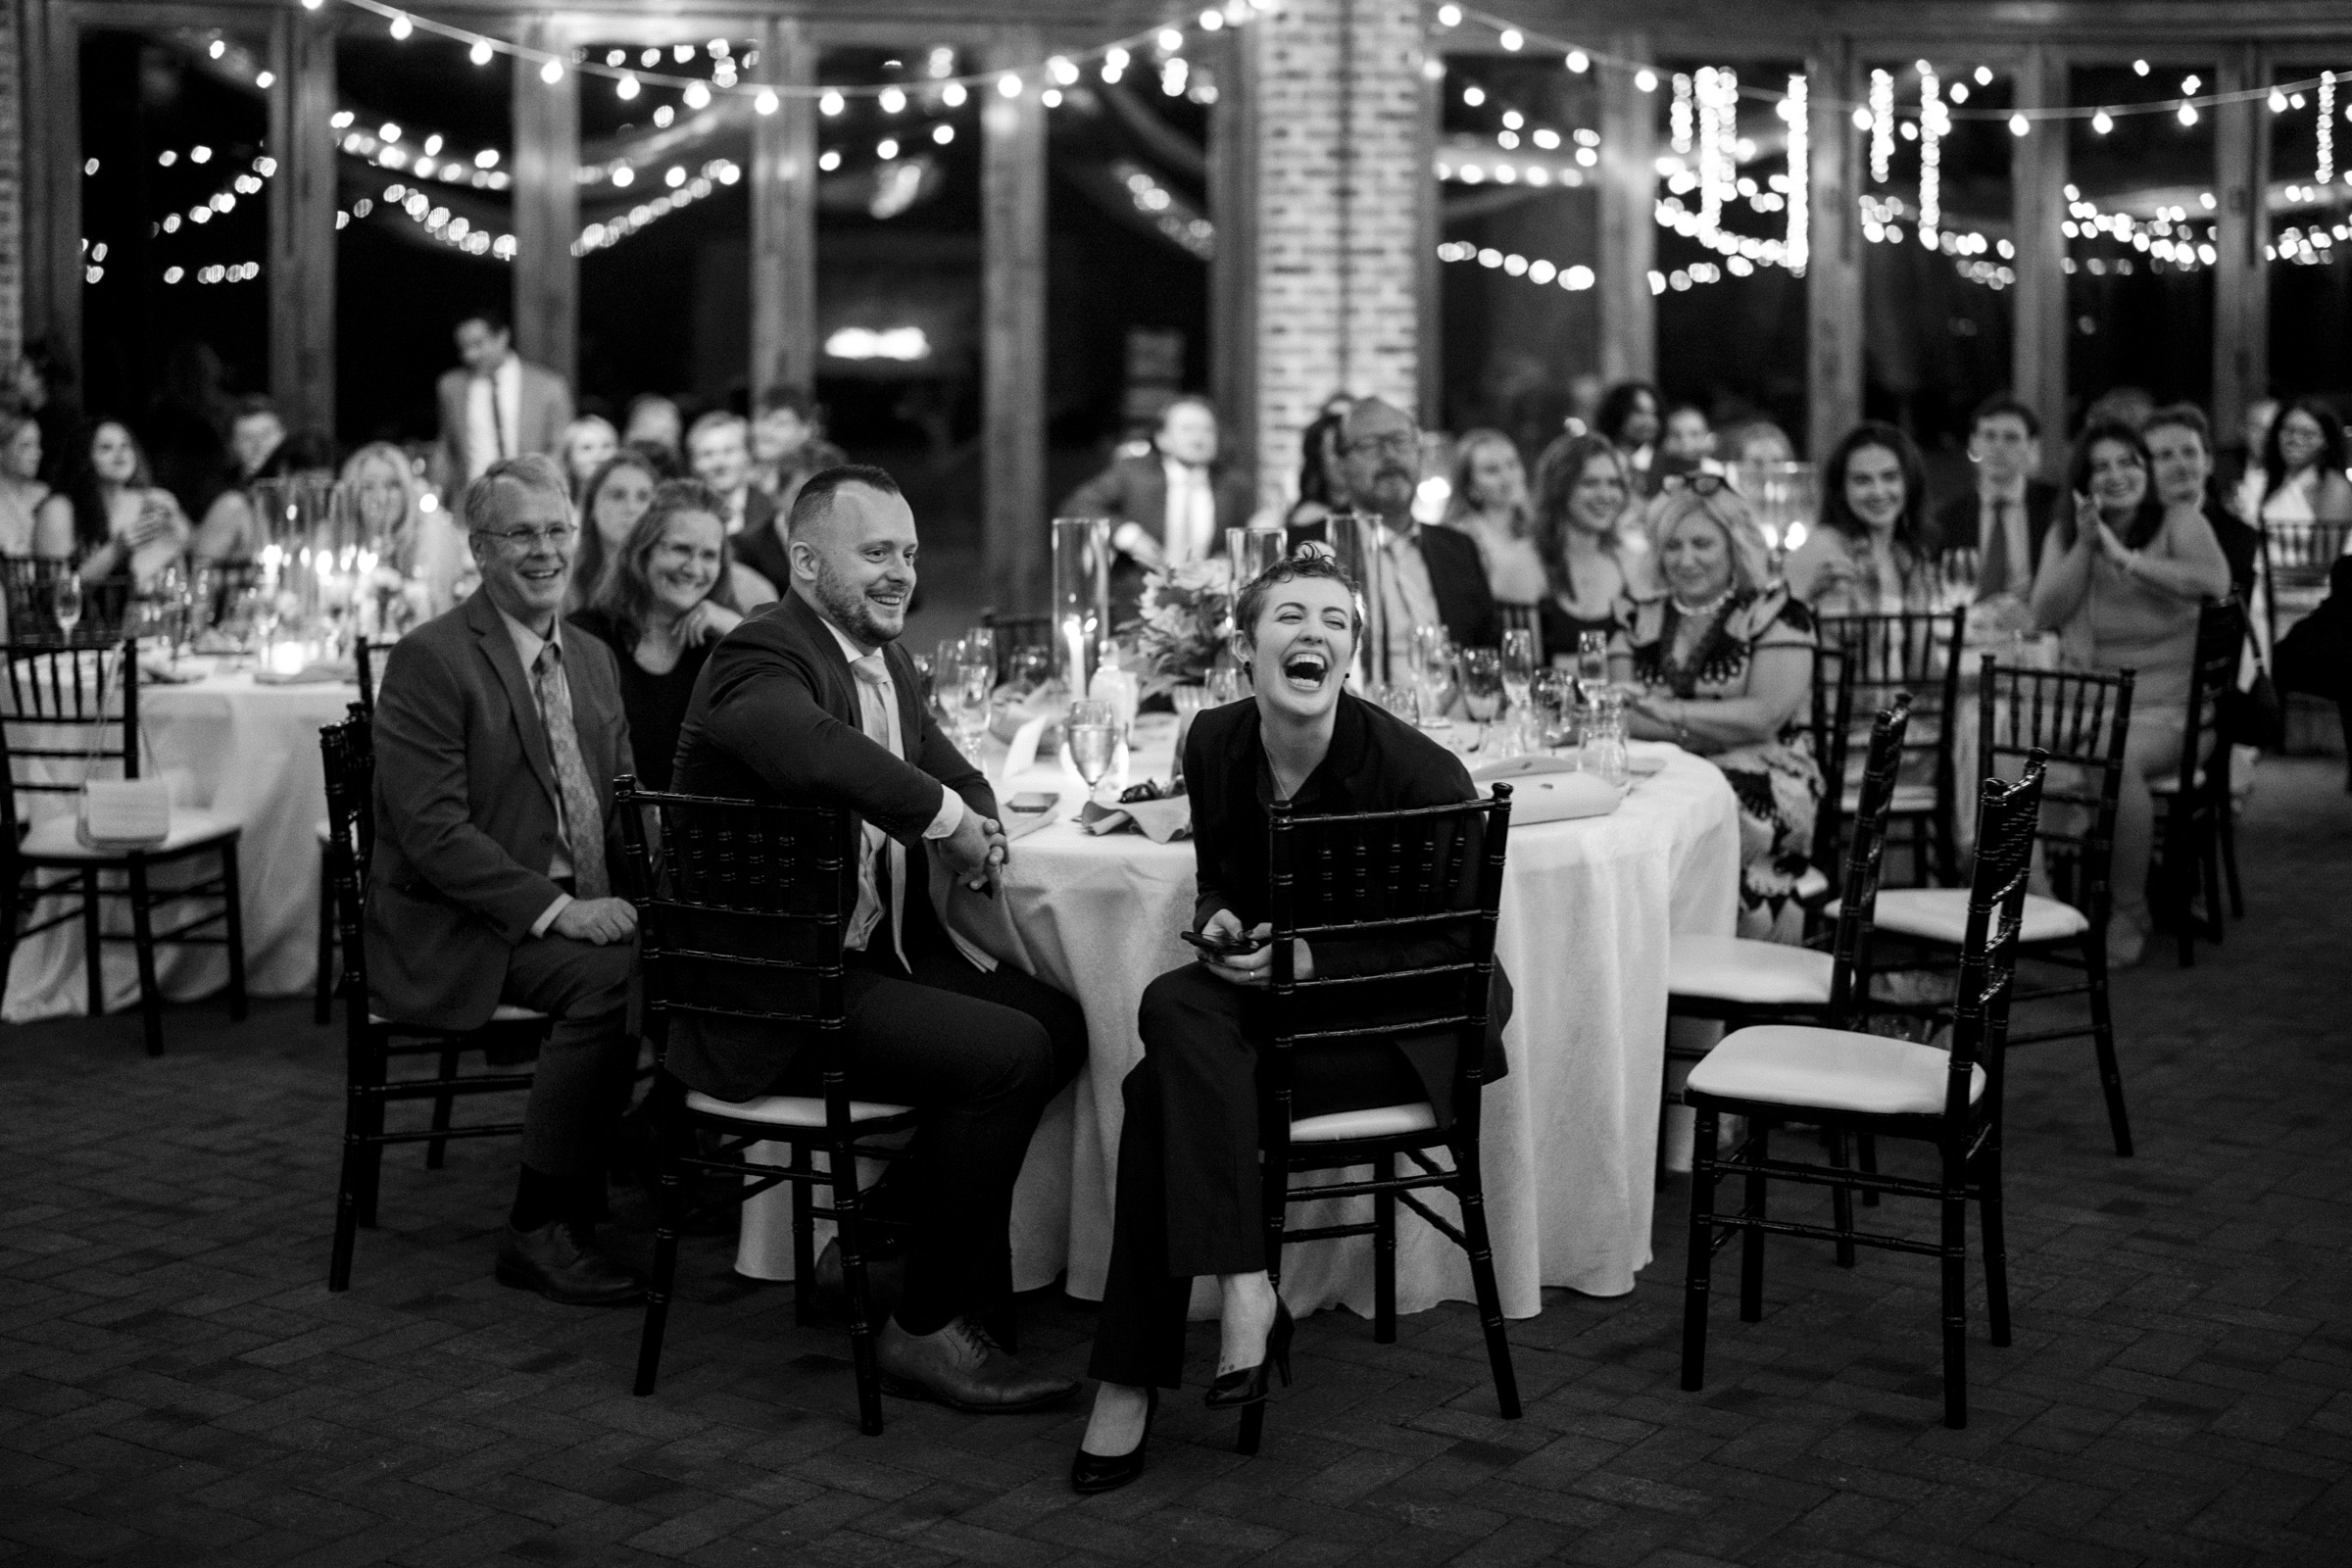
[999, 713, 1052, 783]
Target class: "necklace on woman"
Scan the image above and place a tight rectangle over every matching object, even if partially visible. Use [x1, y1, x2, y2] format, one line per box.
[1669, 587, 1734, 618]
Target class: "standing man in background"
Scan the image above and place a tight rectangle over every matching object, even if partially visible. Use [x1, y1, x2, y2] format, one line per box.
[1059, 397, 1255, 617]
[689, 411, 788, 595]
[437, 309, 574, 494]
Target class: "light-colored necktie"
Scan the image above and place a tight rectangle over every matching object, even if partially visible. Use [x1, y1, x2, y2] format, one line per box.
[850, 652, 909, 970]
[531, 644, 608, 900]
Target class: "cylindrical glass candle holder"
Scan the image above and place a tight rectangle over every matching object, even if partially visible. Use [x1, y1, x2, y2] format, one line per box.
[1051, 516, 1110, 695]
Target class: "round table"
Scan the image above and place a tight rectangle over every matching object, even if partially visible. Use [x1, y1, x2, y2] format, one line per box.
[737, 711, 1740, 1319]
[3, 667, 358, 1021]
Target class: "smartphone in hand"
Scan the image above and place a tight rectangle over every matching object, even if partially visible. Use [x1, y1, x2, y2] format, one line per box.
[1182, 929, 1269, 957]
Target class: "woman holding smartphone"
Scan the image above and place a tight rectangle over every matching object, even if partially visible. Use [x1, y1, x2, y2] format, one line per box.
[1070, 553, 1510, 1494]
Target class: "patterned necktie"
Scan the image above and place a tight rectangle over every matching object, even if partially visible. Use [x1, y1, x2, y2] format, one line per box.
[1983, 499, 2013, 597]
[851, 652, 909, 969]
[532, 643, 609, 900]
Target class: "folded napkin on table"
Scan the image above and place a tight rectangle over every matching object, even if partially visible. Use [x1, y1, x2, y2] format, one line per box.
[1078, 794, 1193, 843]
[253, 661, 356, 686]
[999, 794, 1063, 842]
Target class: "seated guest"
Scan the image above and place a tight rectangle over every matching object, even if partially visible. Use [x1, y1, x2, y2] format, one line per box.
[1651, 403, 1718, 494]
[367, 455, 645, 1304]
[2143, 404, 2259, 606]
[568, 450, 660, 613]
[1784, 421, 1941, 615]
[1531, 432, 1652, 657]
[1282, 409, 1352, 530]
[190, 428, 337, 563]
[1289, 398, 1498, 682]
[33, 419, 191, 586]
[1932, 393, 2059, 607]
[1058, 397, 1255, 616]
[1072, 553, 1510, 1493]
[0, 409, 50, 557]
[2031, 419, 2231, 966]
[2235, 396, 2352, 531]
[687, 413, 785, 596]
[567, 480, 742, 791]
[1594, 378, 1665, 488]
[343, 440, 468, 629]
[751, 385, 847, 515]
[669, 465, 1088, 1412]
[1719, 419, 1794, 467]
[2273, 555, 2352, 791]
[1614, 487, 1820, 942]
[622, 394, 685, 469]
[186, 396, 284, 557]
[561, 416, 620, 502]
[1441, 428, 1546, 608]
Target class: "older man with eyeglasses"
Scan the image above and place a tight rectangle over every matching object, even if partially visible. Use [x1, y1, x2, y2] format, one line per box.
[366, 454, 647, 1307]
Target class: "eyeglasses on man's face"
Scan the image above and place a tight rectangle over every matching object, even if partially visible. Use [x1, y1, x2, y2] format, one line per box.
[1344, 431, 1419, 459]
[475, 522, 577, 552]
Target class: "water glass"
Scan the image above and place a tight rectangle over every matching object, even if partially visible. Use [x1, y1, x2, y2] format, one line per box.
[1409, 625, 1455, 725]
[1375, 681, 1422, 726]
[1205, 664, 1247, 707]
[1067, 698, 1119, 802]
[1576, 630, 1609, 691]
[933, 637, 967, 713]
[1581, 689, 1630, 788]
[956, 659, 994, 752]
[53, 571, 83, 643]
[1459, 647, 1503, 723]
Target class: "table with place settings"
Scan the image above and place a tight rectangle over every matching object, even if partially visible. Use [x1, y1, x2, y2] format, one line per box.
[735, 708, 1741, 1320]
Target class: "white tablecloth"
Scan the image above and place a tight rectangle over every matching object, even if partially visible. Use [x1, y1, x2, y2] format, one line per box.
[4, 670, 358, 1021]
[738, 713, 1740, 1318]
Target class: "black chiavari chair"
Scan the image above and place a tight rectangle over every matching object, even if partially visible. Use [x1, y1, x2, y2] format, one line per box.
[1820, 607, 1967, 885]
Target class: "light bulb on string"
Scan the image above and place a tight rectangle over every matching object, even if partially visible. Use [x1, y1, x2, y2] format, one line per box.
[2178, 101, 2198, 127]
[2092, 108, 2114, 134]
[616, 73, 639, 101]
[2009, 112, 2030, 138]
[999, 72, 1023, 98]
[469, 38, 492, 67]
[943, 82, 967, 107]
[389, 15, 412, 41]
[881, 85, 907, 113]
[819, 89, 846, 116]
[1566, 51, 1589, 74]
[684, 82, 711, 110]
[540, 59, 564, 86]
[1634, 70, 1657, 94]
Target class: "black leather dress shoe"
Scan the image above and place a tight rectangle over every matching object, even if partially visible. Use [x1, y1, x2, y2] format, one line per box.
[496, 1221, 645, 1306]
[812, 1238, 906, 1321]
[1071, 1387, 1156, 1494]
[874, 1317, 1078, 1413]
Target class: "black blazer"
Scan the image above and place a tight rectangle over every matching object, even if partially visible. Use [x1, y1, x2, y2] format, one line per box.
[1284, 515, 1502, 652]
[1182, 693, 1510, 1127]
[365, 589, 633, 1030]
[666, 592, 997, 1101]
[1934, 479, 2059, 597]
[730, 489, 789, 595]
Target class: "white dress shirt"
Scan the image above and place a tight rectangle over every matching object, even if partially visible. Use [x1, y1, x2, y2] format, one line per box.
[494, 605, 576, 937]
[464, 357, 523, 482]
[818, 616, 965, 966]
[1160, 457, 1217, 567]
[1365, 523, 1445, 685]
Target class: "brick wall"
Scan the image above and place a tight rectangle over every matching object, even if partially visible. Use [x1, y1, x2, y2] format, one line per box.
[1252, 0, 1424, 513]
[0, 0, 21, 368]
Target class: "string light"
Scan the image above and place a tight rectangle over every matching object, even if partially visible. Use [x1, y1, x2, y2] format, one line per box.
[1870, 71, 1894, 182]
[1918, 67, 1943, 250]
[1670, 74, 1693, 156]
[1784, 74, 1808, 275]
[2323, 73, 2337, 184]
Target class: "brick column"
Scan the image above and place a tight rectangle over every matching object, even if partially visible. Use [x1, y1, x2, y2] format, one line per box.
[0, 0, 23, 366]
[1251, 0, 1425, 514]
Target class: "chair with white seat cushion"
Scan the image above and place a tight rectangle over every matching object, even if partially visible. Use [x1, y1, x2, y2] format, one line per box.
[1237, 785, 1522, 1458]
[1, 639, 247, 1056]
[1821, 608, 1967, 887]
[618, 781, 918, 1436]
[1681, 751, 2047, 1431]
[318, 710, 549, 1292]
[1870, 657, 2137, 1156]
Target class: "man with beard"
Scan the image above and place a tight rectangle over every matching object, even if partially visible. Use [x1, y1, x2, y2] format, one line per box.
[668, 465, 1087, 1413]
[1288, 397, 1499, 685]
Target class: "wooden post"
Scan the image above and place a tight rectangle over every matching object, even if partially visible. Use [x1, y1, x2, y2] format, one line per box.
[27, 1, 79, 371]
[511, 17, 579, 387]
[1804, 40, 1864, 460]
[2213, 44, 2271, 447]
[1414, 38, 1443, 430]
[2010, 44, 2069, 472]
[981, 35, 1048, 611]
[750, 17, 817, 398]
[1208, 20, 1259, 483]
[269, 4, 337, 431]
[1597, 31, 1656, 386]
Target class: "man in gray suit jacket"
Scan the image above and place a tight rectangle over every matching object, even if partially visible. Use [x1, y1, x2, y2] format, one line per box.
[435, 309, 573, 495]
[367, 454, 644, 1306]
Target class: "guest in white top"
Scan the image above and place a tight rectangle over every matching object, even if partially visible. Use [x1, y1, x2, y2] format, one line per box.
[1441, 429, 1546, 607]
[33, 419, 191, 587]
[433, 309, 573, 495]
[0, 410, 48, 557]
[2235, 397, 2352, 531]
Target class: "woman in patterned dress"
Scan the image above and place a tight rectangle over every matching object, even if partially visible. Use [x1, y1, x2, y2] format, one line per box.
[1612, 483, 1821, 942]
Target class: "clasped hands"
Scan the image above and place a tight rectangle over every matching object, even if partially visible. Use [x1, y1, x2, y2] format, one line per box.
[1194, 907, 1315, 988]
[941, 807, 1011, 895]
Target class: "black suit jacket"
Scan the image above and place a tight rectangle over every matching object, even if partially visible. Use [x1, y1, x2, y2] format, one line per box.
[364, 589, 633, 1029]
[666, 591, 998, 1100]
[1284, 515, 1503, 652]
[1061, 451, 1258, 619]
[1934, 479, 2059, 597]
[730, 489, 789, 595]
[1183, 694, 1510, 1128]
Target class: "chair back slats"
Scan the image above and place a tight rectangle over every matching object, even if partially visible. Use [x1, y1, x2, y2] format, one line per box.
[353, 637, 399, 717]
[318, 705, 375, 1002]
[1808, 645, 1856, 870]
[617, 780, 853, 1043]
[1943, 752, 2047, 1125]
[1265, 789, 1512, 1106]
[0, 559, 135, 645]
[1821, 607, 1966, 757]
[1, 640, 139, 801]
[2178, 599, 2241, 800]
[1825, 694, 1913, 1020]
[1975, 655, 2132, 918]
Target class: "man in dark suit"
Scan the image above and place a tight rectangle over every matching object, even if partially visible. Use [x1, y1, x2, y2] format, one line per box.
[435, 310, 573, 496]
[670, 465, 1087, 1413]
[368, 455, 644, 1306]
[1059, 397, 1258, 616]
[1935, 392, 2060, 602]
[1286, 397, 1499, 683]
[688, 412, 787, 594]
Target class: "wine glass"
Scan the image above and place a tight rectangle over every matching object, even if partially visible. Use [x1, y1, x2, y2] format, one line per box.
[955, 657, 995, 753]
[1499, 625, 1538, 748]
[1576, 630, 1610, 694]
[1066, 698, 1119, 804]
[932, 637, 967, 717]
[1460, 647, 1503, 728]
[53, 571, 82, 644]
[963, 623, 996, 676]
[1409, 624, 1454, 726]
[1531, 668, 1575, 749]
[1375, 681, 1421, 726]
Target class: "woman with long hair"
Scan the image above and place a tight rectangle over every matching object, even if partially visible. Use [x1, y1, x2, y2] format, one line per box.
[1613, 486, 1820, 941]
[1284, 410, 1353, 529]
[1441, 428, 1545, 606]
[341, 442, 467, 628]
[2234, 396, 2352, 530]
[1531, 432, 1650, 657]
[568, 449, 662, 613]
[561, 416, 621, 502]
[1593, 379, 1665, 483]
[566, 479, 743, 790]
[0, 409, 48, 557]
[2032, 418, 2230, 966]
[1784, 421, 1940, 614]
[32, 419, 190, 586]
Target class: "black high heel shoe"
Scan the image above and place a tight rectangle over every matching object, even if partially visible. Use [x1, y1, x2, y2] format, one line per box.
[1203, 1298, 1294, 1409]
[1071, 1386, 1156, 1494]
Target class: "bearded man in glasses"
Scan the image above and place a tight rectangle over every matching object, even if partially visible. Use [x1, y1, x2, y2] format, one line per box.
[367, 454, 648, 1307]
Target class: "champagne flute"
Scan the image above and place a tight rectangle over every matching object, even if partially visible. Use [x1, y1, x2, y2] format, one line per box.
[1460, 647, 1503, 726]
[1067, 698, 1119, 804]
[1410, 624, 1454, 726]
[1576, 630, 1610, 693]
[956, 657, 995, 753]
[53, 571, 82, 644]
[1499, 626, 1537, 743]
[932, 637, 966, 718]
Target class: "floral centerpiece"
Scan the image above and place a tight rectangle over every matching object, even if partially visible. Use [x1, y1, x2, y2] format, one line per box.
[1122, 557, 1235, 699]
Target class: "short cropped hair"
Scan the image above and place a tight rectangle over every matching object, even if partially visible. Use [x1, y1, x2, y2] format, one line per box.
[1232, 551, 1363, 643]
[786, 464, 904, 536]
[756, 384, 817, 420]
[464, 453, 571, 535]
[1159, 395, 1217, 429]
[1971, 391, 2040, 440]
[2142, 402, 2214, 455]
[457, 305, 512, 336]
[230, 393, 281, 425]
[686, 411, 748, 448]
